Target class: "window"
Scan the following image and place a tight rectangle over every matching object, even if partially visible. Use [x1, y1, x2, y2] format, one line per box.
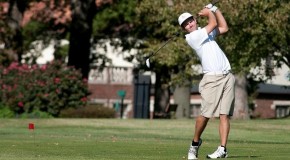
[276, 105, 290, 118]
[110, 67, 132, 84]
[88, 67, 132, 84]
[189, 104, 201, 118]
[88, 68, 108, 84]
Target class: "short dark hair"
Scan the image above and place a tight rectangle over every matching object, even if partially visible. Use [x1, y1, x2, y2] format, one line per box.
[181, 17, 195, 28]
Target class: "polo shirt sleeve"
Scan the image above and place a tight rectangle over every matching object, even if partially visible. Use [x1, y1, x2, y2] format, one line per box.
[209, 28, 217, 39]
[185, 28, 208, 50]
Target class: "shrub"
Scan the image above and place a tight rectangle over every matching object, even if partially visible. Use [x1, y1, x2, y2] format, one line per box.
[0, 61, 91, 117]
[0, 105, 14, 118]
[18, 109, 53, 119]
[59, 104, 116, 118]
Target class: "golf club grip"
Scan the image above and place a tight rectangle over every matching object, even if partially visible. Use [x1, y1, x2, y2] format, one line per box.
[211, 0, 219, 6]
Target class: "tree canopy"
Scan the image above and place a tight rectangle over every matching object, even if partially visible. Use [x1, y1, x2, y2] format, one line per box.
[134, 0, 290, 82]
[1, 0, 289, 79]
[219, 0, 290, 78]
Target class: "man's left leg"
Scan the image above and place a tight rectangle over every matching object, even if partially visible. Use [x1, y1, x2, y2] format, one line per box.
[207, 114, 230, 159]
[219, 114, 230, 147]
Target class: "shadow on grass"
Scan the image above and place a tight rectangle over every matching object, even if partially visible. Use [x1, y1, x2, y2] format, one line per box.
[228, 155, 261, 158]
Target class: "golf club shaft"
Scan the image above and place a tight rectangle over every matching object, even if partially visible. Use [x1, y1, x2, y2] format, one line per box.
[148, 35, 177, 58]
[211, 0, 219, 5]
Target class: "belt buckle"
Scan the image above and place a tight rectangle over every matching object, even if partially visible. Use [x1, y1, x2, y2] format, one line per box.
[222, 70, 228, 75]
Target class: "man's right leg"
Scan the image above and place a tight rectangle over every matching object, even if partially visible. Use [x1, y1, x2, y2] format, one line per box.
[188, 115, 209, 160]
[193, 115, 209, 142]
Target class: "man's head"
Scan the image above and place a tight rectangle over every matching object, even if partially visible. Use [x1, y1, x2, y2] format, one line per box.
[178, 12, 197, 33]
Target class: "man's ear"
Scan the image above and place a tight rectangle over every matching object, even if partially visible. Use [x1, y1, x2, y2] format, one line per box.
[194, 18, 198, 24]
[181, 26, 187, 32]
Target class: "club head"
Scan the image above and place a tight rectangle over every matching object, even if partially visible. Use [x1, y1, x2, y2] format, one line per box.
[145, 58, 150, 68]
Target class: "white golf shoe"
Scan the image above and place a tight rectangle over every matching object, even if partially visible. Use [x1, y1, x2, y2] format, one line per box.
[207, 146, 228, 159]
[188, 139, 202, 160]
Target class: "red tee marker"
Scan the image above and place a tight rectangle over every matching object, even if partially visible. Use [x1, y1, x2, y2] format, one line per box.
[28, 123, 35, 130]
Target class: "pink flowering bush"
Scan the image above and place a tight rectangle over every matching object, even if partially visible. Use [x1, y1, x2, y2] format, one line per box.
[0, 61, 91, 117]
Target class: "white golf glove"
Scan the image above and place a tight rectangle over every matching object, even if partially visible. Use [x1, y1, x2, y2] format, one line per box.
[205, 3, 218, 13]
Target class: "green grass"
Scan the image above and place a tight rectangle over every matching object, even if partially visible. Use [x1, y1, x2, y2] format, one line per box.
[0, 118, 290, 160]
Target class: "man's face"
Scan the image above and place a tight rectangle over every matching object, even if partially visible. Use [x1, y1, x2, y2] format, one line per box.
[182, 17, 197, 33]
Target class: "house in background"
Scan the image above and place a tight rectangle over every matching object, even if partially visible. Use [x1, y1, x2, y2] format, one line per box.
[253, 83, 290, 118]
[88, 58, 290, 119]
[88, 65, 135, 119]
[250, 61, 290, 118]
[88, 41, 138, 119]
[88, 55, 290, 119]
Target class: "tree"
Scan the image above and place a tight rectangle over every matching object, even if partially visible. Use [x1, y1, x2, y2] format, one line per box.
[90, 0, 138, 72]
[217, 0, 290, 119]
[0, 0, 71, 65]
[0, 0, 27, 63]
[68, 0, 96, 78]
[68, 0, 112, 78]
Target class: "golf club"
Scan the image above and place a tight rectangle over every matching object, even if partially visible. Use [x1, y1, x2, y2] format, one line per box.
[145, 0, 219, 68]
[145, 32, 179, 68]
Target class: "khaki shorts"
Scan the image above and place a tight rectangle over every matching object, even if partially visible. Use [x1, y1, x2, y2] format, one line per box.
[199, 73, 235, 118]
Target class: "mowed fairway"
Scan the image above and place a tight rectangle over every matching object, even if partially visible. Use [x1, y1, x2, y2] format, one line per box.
[0, 118, 290, 160]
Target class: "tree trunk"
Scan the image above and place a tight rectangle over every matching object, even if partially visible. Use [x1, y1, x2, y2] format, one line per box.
[173, 81, 191, 118]
[153, 66, 171, 118]
[233, 73, 250, 119]
[154, 73, 170, 118]
[6, 0, 26, 62]
[68, 0, 96, 78]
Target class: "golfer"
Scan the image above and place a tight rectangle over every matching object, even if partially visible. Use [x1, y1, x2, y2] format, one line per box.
[178, 4, 235, 159]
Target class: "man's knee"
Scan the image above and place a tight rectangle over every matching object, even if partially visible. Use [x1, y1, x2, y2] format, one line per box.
[219, 114, 230, 121]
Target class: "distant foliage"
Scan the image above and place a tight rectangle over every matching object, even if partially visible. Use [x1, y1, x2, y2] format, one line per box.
[0, 105, 14, 118]
[0, 60, 91, 117]
[18, 109, 53, 119]
[59, 104, 115, 118]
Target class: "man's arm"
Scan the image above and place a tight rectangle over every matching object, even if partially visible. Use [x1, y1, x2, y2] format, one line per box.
[198, 8, 217, 34]
[214, 9, 228, 35]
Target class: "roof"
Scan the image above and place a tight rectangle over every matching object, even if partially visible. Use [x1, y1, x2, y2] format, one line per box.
[191, 85, 199, 93]
[257, 83, 290, 94]
[151, 83, 290, 95]
[190, 83, 290, 94]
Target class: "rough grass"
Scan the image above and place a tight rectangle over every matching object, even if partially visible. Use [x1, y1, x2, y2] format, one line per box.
[0, 118, 289, 160]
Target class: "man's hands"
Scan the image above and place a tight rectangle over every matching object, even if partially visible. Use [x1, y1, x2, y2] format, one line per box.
[205, 3, 218, 13]
[198, 8, 217, 34]
[205, 3, 229, 35]
[197, 2, 219, 18]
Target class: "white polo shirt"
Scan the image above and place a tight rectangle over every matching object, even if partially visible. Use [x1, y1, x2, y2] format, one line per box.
[185, 28, 231, 74]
